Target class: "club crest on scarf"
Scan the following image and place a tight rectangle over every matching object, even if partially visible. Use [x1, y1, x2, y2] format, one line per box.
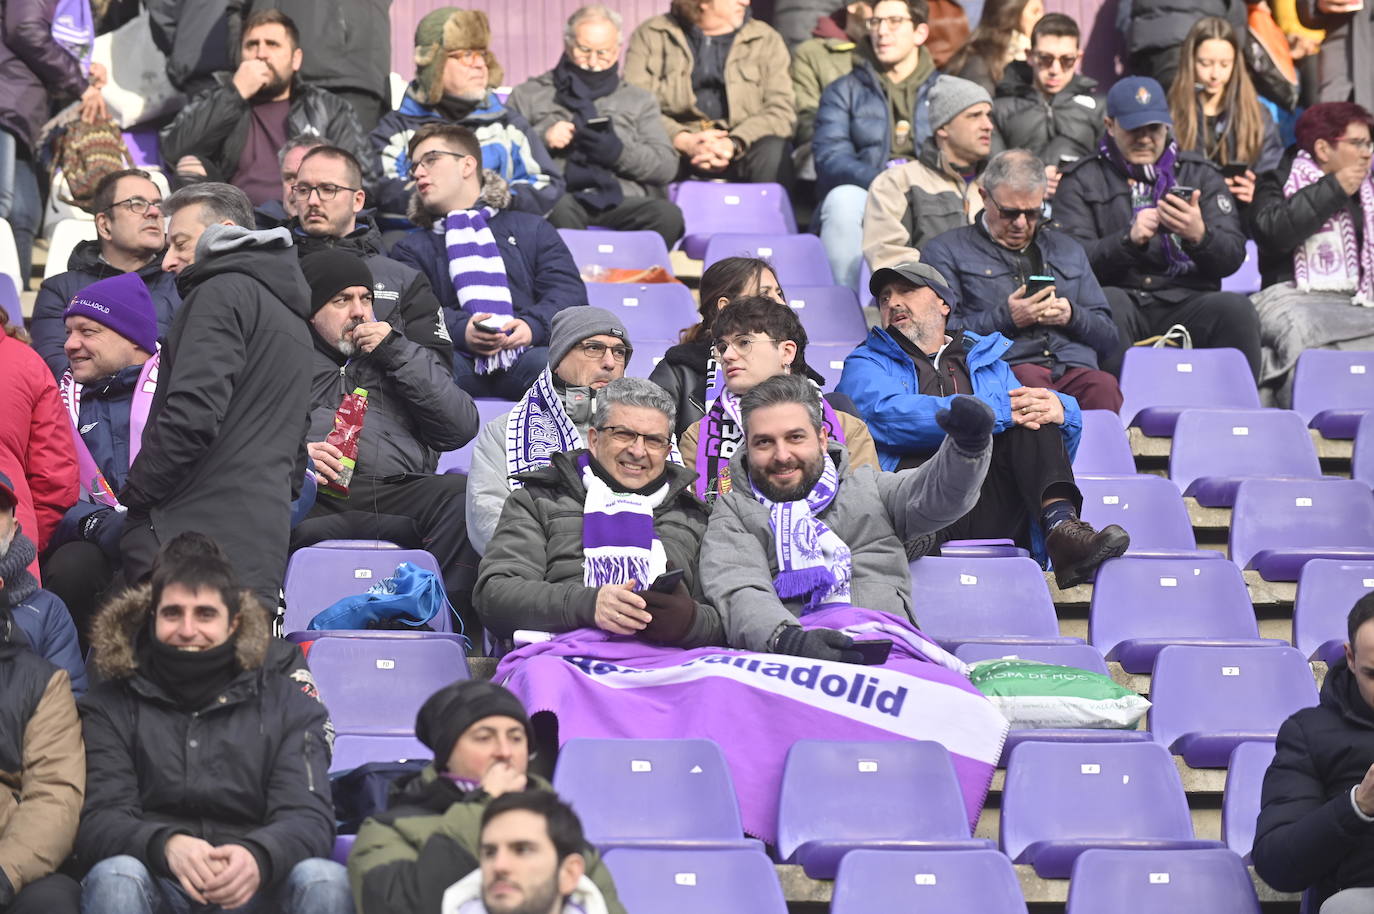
[1284, 149, 1374, 306]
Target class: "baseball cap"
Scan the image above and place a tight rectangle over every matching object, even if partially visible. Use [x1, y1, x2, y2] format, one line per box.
[869, 261, 958, 309]
[1106, 76, 1172, 130]
[0, 470, 16, 510]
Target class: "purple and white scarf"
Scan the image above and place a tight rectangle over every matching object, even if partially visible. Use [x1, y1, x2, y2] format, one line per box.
[1285, 150, 1374, 306]
[443, 207, 524, 373]
[579, 453, 669, 589]
[505, 368, 584, 487]
[58, 351, 160, 508]
[1098, 133, 1195, 277]
[750, 453, 852, 612]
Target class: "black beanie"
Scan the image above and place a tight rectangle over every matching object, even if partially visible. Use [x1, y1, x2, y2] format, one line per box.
[415, 679, 534, 771]
[301, 249, 376, 316]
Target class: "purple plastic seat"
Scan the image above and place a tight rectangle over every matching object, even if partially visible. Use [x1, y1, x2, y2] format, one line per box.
[330, 834, 355, 865]
[584, 282, 699, 344]
[1229, 478, 1374, 581]
[674, 182, 795, 259]
[702, 233, 835, 287]
[282, 546, 450, 633]
[553, 739, 758, 851]
[1000, 741, 1222, 878]
[1222, 740, 1276, 862]
[1221, 239, 1262, 295]
[956, 641, 1110, 675]
[331, 733, 432, 772]
[1292, 350, 1374, 439]
[1076, 475, 1218, 558]
[1090, 557, 1278, 673]
[856, 259, 872, 306]
[1066, 848, 1261, 914]
[939, 539, 1030, 558]
[1148, 644, 1318, 767]
[557, 229, 673, 274]
[122, 128, 160, 168]
[0, 275, 18, 317]
[1074, 410, 1137, 475]
[776, 740, 992, 878]
[908, 556, 1079, 649]
[313, 539, 401, 549]
[807, 341, 858, 394]
[308, 635, 468, 735]
[832, 848, 1028, 914]
[783, 285, 867, 343]
[1119, 348, 1260, 437]
[1293, 559, 1374, 664]
[1170, 409, 1323, 507]
[1354, 412, 1374, 488]
[602, 848, 786, 914]
[436, 397, 518, 476]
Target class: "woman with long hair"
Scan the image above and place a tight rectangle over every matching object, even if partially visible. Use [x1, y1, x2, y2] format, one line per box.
[1167, 16, 1283, 205]
[942, 0, 1043, 92]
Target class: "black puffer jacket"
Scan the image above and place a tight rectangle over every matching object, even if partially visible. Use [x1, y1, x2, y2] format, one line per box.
[1249, 146, 1363, 289]
[0, 0, 88, 154]
[991, 62, 1104, 165]
[1253, 659, 1374, 908]
[75, 586, 334, 889]
[649, 339, 712, 435]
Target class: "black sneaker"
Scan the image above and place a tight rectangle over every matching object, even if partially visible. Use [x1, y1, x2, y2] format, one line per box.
[1047, 520, 1130, 589]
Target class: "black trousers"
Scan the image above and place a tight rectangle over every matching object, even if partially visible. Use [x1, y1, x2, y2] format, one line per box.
[5, 873, 81, 914]
[1100, 286, 1263, 379]
[680, 134, 795, 190]
[548, 193, 686, 247]
[40, 541, 114, 649]
[935, 425, 1080, 550]
[291, 473, 479, 635]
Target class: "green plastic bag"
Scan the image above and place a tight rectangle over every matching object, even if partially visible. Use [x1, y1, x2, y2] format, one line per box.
[968, 658, 1150, 730]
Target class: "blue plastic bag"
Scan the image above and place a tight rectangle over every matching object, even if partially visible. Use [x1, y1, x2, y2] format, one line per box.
[307, 562, 449, 631]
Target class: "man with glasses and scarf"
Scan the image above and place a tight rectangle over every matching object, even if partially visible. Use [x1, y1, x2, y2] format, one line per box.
[1051, 75, 1261, 377]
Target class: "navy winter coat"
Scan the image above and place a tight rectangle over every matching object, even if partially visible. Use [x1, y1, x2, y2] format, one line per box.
[9, 588, 86, 695]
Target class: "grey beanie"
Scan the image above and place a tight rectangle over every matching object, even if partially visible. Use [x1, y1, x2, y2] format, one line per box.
[927, 75, 993, 133]
[547, 306, 631, 370]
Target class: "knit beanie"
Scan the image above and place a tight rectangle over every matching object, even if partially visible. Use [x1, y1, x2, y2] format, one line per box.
[547, 306, 631, 371]
[300, 250, 376, 316]
[927, 75, 993, 133]
[415, 680, 534, 771]
[413, 8, 504, 106]
[62, 272, 158, 354]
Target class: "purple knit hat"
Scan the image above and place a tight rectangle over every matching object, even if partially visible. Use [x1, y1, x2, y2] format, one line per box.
[63, 273, 158, 354]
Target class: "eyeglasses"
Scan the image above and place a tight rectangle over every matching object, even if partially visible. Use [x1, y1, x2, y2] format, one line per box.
[1334, 136, 1374, 152]
[577, 340, 631, 362]
[290, 182, 360, 202]
[447, 49, 486, 66]
[569, 43, 619, 62]
[1032, 52, 1079, 70]
[407, 150, 471, 179]
[595, 425, 673, 453]
[865, 14, 913, 30]
[710, 335, 781, 357]
[106, 196, 162, 215]
[986, 192, 1045, 224]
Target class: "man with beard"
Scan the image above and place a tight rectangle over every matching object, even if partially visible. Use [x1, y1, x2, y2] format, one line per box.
[838, 261, 1129, 586]
[159, 10, 374, 207]
[699, 372, 992, 658]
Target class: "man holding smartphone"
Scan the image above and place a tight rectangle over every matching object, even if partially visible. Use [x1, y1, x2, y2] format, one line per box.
[1052, 76, 1261, 378]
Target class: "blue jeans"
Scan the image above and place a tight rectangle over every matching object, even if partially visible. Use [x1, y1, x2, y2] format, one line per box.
[81, 855, 353, 914]
[0, 128, 41, 290]
[817, 184, 868, 292]
[452, 345, 549, 400]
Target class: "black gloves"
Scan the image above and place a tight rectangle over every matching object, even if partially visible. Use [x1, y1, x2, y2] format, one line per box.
[80, 507, 126, 561]
[772, 625, 864, 664]
[573, 119, 624, 168]
[936, 394, 995, 454]
[640, 582, 697, 645]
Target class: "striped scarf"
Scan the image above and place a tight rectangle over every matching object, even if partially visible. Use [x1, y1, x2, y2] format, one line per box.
[505, 368, 584, 487]
[1285, 150, 1374, 306]
[443, 207, 525, 373]
[750, 453, 852, 613]
[579, 453, 669, 589]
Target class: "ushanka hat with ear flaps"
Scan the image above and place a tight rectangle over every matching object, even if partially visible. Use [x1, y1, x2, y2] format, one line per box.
[413, 7, 505, 106]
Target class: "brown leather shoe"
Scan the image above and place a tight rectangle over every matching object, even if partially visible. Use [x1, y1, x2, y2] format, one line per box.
[1047, 519, 1130, 590]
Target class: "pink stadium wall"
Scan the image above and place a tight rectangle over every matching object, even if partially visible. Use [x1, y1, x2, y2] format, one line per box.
[390, 0, 1123, 98]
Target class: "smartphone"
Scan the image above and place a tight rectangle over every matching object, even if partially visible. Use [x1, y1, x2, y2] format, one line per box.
[1024, 274, 1055, 298]
[1220, 164, 1248, 179]
[586, 116, 611, 127]
[476, 316, 508, 333]
[647, 568, 686, 593]
[852, 639, 894, 665]
[1168, 185, 1198, 201]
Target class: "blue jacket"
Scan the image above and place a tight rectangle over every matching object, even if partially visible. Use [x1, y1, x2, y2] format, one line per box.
[812, 56, 939, 199]
[838, 327, 1081, 471]
[9, 589, 86, 695]
[389, 208, 587, 360]
[920, 222, 1121, 371]
[370, 87, 565, 218]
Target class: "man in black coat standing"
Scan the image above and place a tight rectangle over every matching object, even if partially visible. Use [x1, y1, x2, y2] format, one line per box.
[119, 182, 313, 606]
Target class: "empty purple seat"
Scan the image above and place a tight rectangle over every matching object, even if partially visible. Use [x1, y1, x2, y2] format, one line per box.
[1119, 348, 1260, 437]
[552, 738, 757, 850]
[308, 635, 469, 735]
[282, 546, 450, 633]
[557, 229, 673, 273]
[1066, 848, 1261, 914]
[602, 848, 786, 914]
[807, 341, 858, 394]
[1170, 408, 1323, 507]
[674, 182, 795, 259]
[1221, 239, 1262, 295]
[585, 282, 699, 342]
[1293, 559, 1374, 664]
[1090, 557, 1277, 673]
[776, 740, 991, 878]
[1222, 740, 1276, 862]
[1076, 475, 1217, 558]
[940, 538, 1030, 559]
[1000, 741, 1221, 878]
[1292, 350, 1374, 439]
[1229, 478, 1374, 581]
[702, 233, 835, 287]
[832, 849, 1028, 914]
[331, 733, 432, 772]
[436, 397, 519, 476]
[1074, 410, 1137, 475]
[1148, 644, 1317, 767]
[908, 556, 1078, 648]
[956, 641, 1110, 675]
[782, 285, 867, 343]
[1355, 412, 1374, 488]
